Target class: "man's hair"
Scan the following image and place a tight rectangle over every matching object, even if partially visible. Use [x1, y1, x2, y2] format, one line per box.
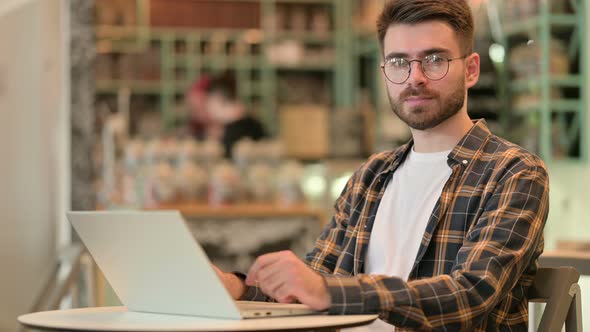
[377, 0, 474, 54]
[206, 71, 238, 102]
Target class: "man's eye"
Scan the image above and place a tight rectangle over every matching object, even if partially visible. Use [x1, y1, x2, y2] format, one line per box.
[390, 59, 406, 67]
[428, 55, 445, 64]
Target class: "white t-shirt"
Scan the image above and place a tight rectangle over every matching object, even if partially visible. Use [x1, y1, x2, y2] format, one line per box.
[344, 147, 452, 331]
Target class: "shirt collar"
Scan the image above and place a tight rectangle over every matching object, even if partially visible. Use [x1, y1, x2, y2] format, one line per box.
[447, 119, 492, 166]
[388, 119, 492, 170]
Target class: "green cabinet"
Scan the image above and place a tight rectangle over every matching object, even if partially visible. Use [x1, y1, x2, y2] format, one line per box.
[95, 0, 356, 137]
[493, 0, 587, 162]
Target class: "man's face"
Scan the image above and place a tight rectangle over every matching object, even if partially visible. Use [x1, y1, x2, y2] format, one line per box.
[382, 21, 476, 131]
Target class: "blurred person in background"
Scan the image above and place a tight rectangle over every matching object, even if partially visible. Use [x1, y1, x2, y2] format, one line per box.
[206, 72, 267, 158]
[185, 75, 222, 141]
[211, 0, 549, 330]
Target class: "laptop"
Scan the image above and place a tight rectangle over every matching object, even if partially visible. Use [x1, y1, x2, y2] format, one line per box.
[66, 210, 320, 319]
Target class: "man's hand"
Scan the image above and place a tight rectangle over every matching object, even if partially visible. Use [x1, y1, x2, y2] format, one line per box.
[245, 250, 331, 311]
[211, 264, 247, 300]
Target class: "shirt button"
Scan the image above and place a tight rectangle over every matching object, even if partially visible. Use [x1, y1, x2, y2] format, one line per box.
[462, 160, 468, 165]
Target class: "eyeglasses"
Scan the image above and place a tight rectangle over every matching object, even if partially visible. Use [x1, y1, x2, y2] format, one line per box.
[381, 54, 468, 84]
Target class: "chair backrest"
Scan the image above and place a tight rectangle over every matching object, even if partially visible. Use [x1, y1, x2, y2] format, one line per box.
[528, 267, 582, 332]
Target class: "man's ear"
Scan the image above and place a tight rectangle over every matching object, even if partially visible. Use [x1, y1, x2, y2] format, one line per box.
[465, 52, 480, 89]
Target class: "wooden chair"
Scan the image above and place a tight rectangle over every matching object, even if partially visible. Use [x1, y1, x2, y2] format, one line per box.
[529, 267, 582, 332]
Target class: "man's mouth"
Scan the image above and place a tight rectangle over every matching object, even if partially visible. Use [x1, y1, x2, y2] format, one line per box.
[405, 96, 434, 106]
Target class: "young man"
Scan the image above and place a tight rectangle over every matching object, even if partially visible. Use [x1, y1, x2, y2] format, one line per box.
[214, 0, 549, 330]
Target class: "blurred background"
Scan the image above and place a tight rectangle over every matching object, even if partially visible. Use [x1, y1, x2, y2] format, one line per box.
[1, 0, 589, 331]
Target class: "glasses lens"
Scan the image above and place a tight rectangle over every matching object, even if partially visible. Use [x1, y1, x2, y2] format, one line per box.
[384, 58, 410, 84]
[423, 55, 449, 80]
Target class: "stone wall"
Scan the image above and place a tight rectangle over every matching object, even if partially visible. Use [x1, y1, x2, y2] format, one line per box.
[70, 0, 96, 212]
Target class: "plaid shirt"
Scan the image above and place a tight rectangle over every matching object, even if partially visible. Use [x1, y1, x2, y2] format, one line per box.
[242, 120, 549, 331]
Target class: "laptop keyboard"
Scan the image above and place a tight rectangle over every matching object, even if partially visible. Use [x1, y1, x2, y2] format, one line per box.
[237, 301, 309, 310]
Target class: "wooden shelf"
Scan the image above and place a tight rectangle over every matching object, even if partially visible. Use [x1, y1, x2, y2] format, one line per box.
[96, 80, 161, 94]
[510, 75, 582, 93]
[270, 61, 334, 71]
[145, 202, 326, 222]
[513, 99, 583, 115]
[503, 14, 578, 36]
[267, 32, 334, 44]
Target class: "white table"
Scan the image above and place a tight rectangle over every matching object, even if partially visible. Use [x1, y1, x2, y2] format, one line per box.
[18, 306, 379, 332]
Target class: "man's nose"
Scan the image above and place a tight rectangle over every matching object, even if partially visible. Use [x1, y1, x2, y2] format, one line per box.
[407, 61, 428, 86]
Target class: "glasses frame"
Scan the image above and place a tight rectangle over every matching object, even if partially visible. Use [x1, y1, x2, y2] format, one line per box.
[381, 54, 469, 84]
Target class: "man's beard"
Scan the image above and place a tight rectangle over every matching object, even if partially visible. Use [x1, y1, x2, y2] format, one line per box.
[388, 81, 466, 131]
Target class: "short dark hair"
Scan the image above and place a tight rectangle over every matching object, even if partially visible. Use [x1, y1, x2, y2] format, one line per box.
[377, 0, 474, 54]
[206, 71, 238, 102]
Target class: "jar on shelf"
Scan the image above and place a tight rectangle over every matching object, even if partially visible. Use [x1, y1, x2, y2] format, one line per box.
[176, 161, 208, 202]
[247, 162, 276, 203]
[209, 161, 244, 205]
[276, 160, 305, 206]
[146, 161, 178, 205]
